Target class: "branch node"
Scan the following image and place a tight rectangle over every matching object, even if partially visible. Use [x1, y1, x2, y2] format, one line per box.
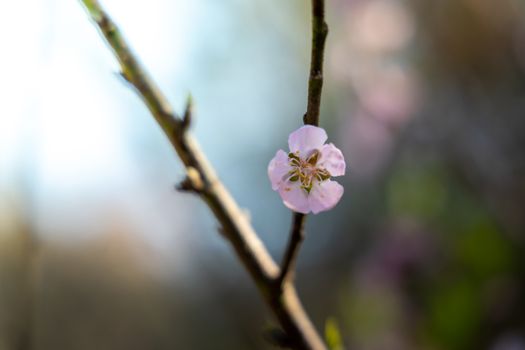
[115, 70, 133, 88]
[176, 167, 204, 193]
[321, 21, 329, 37]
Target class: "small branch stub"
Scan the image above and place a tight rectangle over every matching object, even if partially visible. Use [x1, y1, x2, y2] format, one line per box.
[176, 166, 204, 193]
[181, 94, 193, 131]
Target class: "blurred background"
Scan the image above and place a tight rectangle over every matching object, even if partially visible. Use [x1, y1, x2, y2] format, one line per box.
[1, 0, 524, 349]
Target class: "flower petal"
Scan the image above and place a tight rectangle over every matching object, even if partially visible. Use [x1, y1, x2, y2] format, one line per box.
[308, 180, 344, 214]
[268, 149, 291, 191]
[288, 125, 328, 155]
[319, 143, 346, 177]
[278, 181, 310, 214]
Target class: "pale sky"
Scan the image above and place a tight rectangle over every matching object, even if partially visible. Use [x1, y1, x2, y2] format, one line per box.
[0, 0, 310, 278]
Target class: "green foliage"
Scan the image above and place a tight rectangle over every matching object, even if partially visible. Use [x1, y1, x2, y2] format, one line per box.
[454, 214, 513, 280]
[387, 162, 448, 221]
[385, 157, 520, 350]
[325, 317, 344, 350]
[343, 288, 398, 344]
[419, 181, 515, 349]
[426, 281, 482, 350]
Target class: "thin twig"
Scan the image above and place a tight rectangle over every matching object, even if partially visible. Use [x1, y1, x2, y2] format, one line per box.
[280, 0, 328, 288]
[304, 0, 328, 127]
[80, 1, 327, 349]
[278, 213, 306, 287]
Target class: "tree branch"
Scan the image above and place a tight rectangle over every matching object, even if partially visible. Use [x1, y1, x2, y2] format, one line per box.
[280, 0, 328, 288]
[80, 1, 327, 349]
[304, 0, 328, 127]
[278, 213, 306, 287]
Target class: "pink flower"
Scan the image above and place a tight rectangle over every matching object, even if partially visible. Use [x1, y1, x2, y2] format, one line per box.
[268, 125, 346, 214]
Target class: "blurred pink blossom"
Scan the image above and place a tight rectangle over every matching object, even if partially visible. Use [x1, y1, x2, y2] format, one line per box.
[268, 125, 345, 214]
[347, 0, 415, 54]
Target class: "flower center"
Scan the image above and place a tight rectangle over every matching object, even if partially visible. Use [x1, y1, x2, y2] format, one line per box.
[287, 150, 331, 193]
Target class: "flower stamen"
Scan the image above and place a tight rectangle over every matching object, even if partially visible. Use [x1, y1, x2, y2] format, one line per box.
[287, 149, 331, 193]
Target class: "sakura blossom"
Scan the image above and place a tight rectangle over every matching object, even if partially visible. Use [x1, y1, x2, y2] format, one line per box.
[268, 125, 346, 214]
